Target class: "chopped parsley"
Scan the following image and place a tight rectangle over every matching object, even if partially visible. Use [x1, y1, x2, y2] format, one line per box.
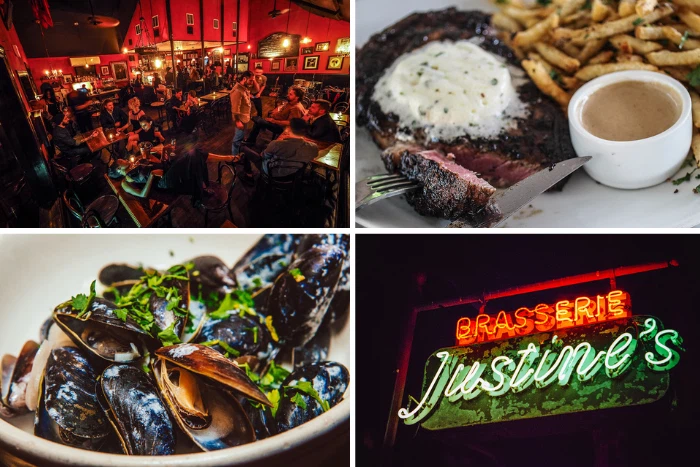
[72, 280, 97, 318]
[632, 18, 644, 26]
[680, 31, 690, 50]
[268, 389, 281, 417]
[443, 107, 449, 114]
[157, 322, 181, 347]
[491, 78, 498, 85]
[252, 277, 263, 288]
[289, 268, 306, 282]
[673, 169, 698, 185]
[290, 392, 307, 409]
[199, 339, 240, 357]
[208, 289, 256, 320]
[537, 0, 552, 5]
[582, 0, 592, 9]
[285, 381, 330, 412]
[695, 184, 700, 193]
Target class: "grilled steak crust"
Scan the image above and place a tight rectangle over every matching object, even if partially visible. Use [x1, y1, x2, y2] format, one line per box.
[382, 144, 496, 220]
[357, 8, 576, 189]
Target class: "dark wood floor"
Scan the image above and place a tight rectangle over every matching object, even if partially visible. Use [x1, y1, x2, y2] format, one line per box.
[58, 97, 345, 228]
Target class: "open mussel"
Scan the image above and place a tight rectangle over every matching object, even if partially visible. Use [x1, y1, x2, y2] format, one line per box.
[99, 264, 153, 302]
[266, 244, 346, 347]
[152, 344, 270, 451]
[54, 298, 152, 363]
[276, 361, 349, 433]
[195, 313, 273, 364]
[35, 347, 111, 451]
[0, 340, 39, 415]
[99, 364, 176, 455]
[189, 256, 237, 298]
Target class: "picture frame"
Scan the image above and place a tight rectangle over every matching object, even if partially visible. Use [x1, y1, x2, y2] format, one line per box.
[100, 66, 110, 75]
[253, 61, 262, 70]
[315, 41, 330, 52]
[301, 47, 313, 55]
[110, 61, 129, 82]
[285, 57, 298, 72]
[326, 55, 344, 70]
[131, 67, 139, 74]
[63, 74, 73, 84]
[224, 49, 230, 55]
[271, 60, 281, 71]
[303, 55, 319, 70]
[335, 37, 350, 55]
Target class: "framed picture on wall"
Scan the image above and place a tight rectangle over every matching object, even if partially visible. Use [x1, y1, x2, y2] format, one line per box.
[301, 47, 313, 55]
[100, 66, 110, 75]
[327, 55, 344, 70]
[303, 55, 319, 70]
[285, 58, 298, 72]
[335, 37, 350, 55]
[63, 74, 73, 84]
[129, 55, 136, 62]
[315, 41, 330, 52]
[253, 61, 262, 70]
[131, 67, 139, 74]
[224, 49, 231, 55]
[111, 61, 129, 82]
[271, 60, 281, 71]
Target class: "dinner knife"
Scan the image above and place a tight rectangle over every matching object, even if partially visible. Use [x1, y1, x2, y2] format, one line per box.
[448, 156, 592, 228]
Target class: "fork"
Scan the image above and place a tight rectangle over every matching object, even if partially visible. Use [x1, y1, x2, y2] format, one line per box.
[355, 174, 420, 210]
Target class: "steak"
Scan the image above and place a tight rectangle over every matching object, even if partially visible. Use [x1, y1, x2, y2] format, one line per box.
[382, 144, 496, 220]
[357, 8, 576, 190]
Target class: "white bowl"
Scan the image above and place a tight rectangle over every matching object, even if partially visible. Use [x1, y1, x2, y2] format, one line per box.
[0, 234, 350, 467]
[568, 70, 692, 189]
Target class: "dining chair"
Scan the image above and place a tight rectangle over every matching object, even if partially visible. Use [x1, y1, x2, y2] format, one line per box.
[51, 159, 96, 199]
[62, 189, 120, 228]
[201, 162, 236, 227]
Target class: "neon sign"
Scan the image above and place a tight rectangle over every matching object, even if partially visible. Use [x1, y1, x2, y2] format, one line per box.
[456, 290, 631, 346]
[401, 316, 683, 429]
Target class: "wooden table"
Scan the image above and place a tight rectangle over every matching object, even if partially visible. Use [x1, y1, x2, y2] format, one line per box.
[200, 92, 229, 102]
[91, 89, 120, 100]
[104, 171, 185, 228]
[329, 112, 349, 127]
[312, 143, 342, 172]
[77, 127, 129, 158]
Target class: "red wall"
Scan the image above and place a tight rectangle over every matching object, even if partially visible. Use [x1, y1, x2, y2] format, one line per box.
[122, 0, 249, 50]
[247, 0, 349, 75]
[26, 54, 134, 90]
[0, 11, 32, 111]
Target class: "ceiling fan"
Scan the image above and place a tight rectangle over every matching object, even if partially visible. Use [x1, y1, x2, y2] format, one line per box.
[84, 0, 120, 28]
[268, 0, 290, 18]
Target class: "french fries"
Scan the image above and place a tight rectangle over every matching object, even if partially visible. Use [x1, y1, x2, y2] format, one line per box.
[534, 42, 581, 73]
[575, 62, 659, 81]
[491, 1, 700, 167]
[521, 59, 571, 107]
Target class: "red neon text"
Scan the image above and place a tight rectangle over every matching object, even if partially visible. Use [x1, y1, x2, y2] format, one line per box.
[455, 290, 631, 346]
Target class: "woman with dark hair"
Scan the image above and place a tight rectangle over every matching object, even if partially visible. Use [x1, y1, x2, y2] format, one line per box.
[42, 88, 60, 116]
[126, 115, 164, 153]
[106, 149, 240, 200]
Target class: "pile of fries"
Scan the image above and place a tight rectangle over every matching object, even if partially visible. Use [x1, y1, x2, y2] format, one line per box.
[491, 0, 700, 165]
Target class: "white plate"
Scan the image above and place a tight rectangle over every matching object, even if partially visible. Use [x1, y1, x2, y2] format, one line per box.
[0, 234, 350, 467]
[356, 0, 700, 228]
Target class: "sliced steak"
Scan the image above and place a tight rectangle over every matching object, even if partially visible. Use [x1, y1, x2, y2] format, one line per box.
[357, 8, 576, 190]
[382, 144, 496, 220]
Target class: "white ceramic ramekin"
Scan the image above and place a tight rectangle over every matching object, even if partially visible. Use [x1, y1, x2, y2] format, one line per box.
[568, 70, 692, 189]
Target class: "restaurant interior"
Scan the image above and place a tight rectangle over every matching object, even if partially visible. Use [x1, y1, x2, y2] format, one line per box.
[0, 0, 350, 227]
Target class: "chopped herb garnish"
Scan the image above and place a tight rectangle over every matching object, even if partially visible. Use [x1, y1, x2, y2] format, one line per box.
[265, 315, 279, 342]
[268, 389, 281, 417]
[537, 0, 552, 5]
[672, 169, 697, 185]
[549, 69, 560, 82]
[695, 184, 700, 193]
[73, 280, 97, 319]
[680, 31, 690, 49]
[420, 61, 429, 66]
[689, 66, 700, 87]
[115, 308, 129, 322]
[290, 392, 307, 409]
[252, 277, 263, 288]
[157, 322, 181, 347]
[200, 339, 240, 357]
[416, 70, 424, 77]
[286, 381, 330, 412]
[491, 78, 498, 85]
[443, 107, 449, 114]
[434, 52, 444, 57]
[169, 250, 174, 257]
[632, 18, 644, 26]
[582, 0, 591, 9]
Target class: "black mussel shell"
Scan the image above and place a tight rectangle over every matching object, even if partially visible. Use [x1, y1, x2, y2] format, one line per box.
[266, 245, 345, 347]
[234, 252, 292, 292]
[35, 347, 111, 451]
[98, 264, 150, 286]
[231, 235, 300, 284]
[239, 397, 277, 440]
[189, 256, 237, 298]
[99, 364, 176, 456]
[1, 340, 39, 413]
[149, 271, 190, 340]
[39, 316, 54, 342]
[294, 312, 332, 368]
[276, 361, 349, 433]
[294, 234, 349, 258]
[196, 314, 272, 361]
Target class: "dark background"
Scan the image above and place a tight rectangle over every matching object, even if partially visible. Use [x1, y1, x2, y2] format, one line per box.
[357, 234, 700, 467]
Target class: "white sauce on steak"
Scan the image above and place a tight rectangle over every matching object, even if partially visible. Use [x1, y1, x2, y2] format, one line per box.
[373, 40, 528, 142]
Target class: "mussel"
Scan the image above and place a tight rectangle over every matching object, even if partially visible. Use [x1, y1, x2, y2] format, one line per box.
[1, 340, 39, 415]
[53, 298, 152, 363]
[276, 362, 350, 433]
[266, 245, 346, 347]
[149, 270, 190, 339]
[99, 364, 176, 455]
[35, 347, 111, 451]
[231, 235, 301, 292]
[188, 256, 237, 298]
[195, 313, 273, 363]
[99, 263, 153, 302]
[152, 344, 270, 451]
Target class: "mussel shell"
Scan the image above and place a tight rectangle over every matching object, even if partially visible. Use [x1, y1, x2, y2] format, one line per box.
[189, 256, 237, 299]
[266, 245, 345, 347]
[234, 253, 292, 292]
[0, 355, 17, 417]
[294, 312, 332, 368]
[54, 298, 152, 363]
[276, 361, 349, 433]
[1, 340, 39, 413]
[239, 397, 277, 440]
[152, 359, 256, 451]
[99, 364, 176, 456]
[231, 235, 300, 286]
[35, 347, 111, 451]
[149, 271, 190, 339]
[294, 234, 349, 258]
[39, 316, 54, 342]
[156, 344, 271, 406]
[98, 263, 150, 286]
[196, 314, 272, 361]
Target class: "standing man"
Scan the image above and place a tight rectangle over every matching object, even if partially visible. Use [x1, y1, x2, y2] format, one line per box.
[250, 65, 267, 117]
[230, 71, 255, 156]
[244, 86, 306, 146]
[67, 86, 93, 132]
